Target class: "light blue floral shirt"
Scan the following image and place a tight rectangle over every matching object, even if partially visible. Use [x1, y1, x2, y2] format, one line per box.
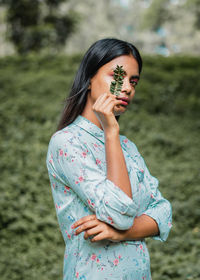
[46, 115, 172, 280]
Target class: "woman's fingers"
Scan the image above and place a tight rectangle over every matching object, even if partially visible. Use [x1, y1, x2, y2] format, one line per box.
[72, 214, 96, 229]
[91, 231, 108, 242]
[92, 92, 109, 109]
[94, 96, 124, 114]
[98, 95, 115, 110]
[93, 92, 117, 111]
[103, 99, 124, 113]
[84, 226, 110, 241]
[100, 97, 123, 112]
[92, 92, 122, 132]
[72, 214, 122, 243]
[84, 225, 102, 236]
[75, 220, 99, 235]
[84, 231, 89, 239]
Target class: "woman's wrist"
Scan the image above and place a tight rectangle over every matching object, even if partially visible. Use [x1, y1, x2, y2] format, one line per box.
[104, 128, 119, 139]
[116, 215, 159, 242]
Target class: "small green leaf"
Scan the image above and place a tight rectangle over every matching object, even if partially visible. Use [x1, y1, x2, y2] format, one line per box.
[110, 65, 126, 96]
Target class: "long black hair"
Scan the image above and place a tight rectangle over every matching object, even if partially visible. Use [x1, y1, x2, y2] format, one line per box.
[56, 38, 142, 131]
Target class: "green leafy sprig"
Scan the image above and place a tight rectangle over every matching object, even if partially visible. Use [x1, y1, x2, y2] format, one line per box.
[110, 65, 126, 96]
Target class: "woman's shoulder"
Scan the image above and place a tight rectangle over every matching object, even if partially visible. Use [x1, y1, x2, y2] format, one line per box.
[120, 134, 139, 153]
[48, 123, 79, 150]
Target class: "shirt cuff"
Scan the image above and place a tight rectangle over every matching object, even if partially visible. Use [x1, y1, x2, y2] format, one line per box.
[143, 208, 172, 242]
[96, 179, 137, 230]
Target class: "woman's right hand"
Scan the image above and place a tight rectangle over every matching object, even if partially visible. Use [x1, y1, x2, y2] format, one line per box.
[72, 214, 125, 243]
[92, 92, 124, 135]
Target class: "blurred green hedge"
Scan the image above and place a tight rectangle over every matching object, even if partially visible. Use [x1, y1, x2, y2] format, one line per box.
[0, 54, 200, 280]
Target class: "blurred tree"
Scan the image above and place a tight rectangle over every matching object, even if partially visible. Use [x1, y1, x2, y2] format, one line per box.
[185, 0, 200, 29]
[141, 0, 172, 31]
[142, 0, 200, 31]
[0, 0, 78, 54]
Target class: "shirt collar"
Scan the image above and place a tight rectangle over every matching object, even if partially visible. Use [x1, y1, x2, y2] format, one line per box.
[72, 115, 105, 143]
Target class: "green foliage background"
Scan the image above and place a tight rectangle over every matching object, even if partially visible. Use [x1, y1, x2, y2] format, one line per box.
[0, 54, 200, 279]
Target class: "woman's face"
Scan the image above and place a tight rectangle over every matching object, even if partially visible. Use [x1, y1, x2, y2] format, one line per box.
[88, 54, 140, 116]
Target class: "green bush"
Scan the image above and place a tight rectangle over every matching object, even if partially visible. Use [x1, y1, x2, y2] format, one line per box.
[0, 54, 199, 280]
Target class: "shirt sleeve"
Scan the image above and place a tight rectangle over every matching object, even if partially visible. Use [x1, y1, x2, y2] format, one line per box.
[46, 132, 138, 230]
[125, 138, 172, 242]
[142, 163, 173, 242]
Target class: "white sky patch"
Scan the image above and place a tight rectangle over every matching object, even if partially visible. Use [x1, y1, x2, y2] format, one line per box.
[118, 0, 130, 8]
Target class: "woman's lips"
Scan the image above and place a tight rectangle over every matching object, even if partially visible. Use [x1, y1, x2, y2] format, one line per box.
[120, 101, 128, 106]
[117, 97, 129, 106]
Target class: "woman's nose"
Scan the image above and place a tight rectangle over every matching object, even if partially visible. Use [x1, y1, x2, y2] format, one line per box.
[121, 78, 132, 95]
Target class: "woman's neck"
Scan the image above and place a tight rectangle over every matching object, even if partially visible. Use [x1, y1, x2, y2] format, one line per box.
[81, 100, 103, 131]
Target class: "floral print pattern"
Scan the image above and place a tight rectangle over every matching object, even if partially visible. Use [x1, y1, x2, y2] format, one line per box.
[46, 115, 172, 280]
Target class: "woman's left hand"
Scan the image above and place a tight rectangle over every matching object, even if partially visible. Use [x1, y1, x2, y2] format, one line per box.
[72, 214, 124, 242]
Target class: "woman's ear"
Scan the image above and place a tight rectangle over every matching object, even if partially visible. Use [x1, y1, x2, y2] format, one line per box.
[88, 81, 91, 90]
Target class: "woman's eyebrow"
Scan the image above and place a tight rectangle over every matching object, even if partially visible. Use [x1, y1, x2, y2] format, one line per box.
[130, 75, 140, 80]
[119, 69, 140, 80]
[110, 68, 140, 80]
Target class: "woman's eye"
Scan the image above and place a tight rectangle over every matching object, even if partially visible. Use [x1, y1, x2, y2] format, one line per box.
[130, 80, 137, 87]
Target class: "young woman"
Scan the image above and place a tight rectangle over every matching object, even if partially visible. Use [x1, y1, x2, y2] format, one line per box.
[46, 38, 172, 280]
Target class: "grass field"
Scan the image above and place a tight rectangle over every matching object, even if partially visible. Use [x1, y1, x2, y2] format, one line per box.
[0, 54, 199, 279]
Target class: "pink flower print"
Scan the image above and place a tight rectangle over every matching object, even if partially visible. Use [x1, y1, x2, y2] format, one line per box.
[65, 230, 71, 239]
[49, 159, 53, 164]
[96, 258, 100, 263]
[82, 152, 87, 158]
[52, 183, 55, 189]
[118, 255, 121, 259]
[94, 143, 98, 147]
[151, 193, 154, 199]
[168, 222, 172, 227]
[76, 272, 79, 278]
[59, 149, 63, 156]
[96, 158, 101, 165]
[91, 254, 97, 261]
[140, 169, 144, 173]
[75, 181, 79, 184]
[123, 139, 128, 144]
[65, 186, 70, 190]
[53, 173, 56, 178]
[87, 199, 91, 205]
[108, 216, 114, 224]
[79, 176, 84, 182]
[64, 152, 67, 157]
[113, 258, 119, 266]
[139, 244, 143, 250]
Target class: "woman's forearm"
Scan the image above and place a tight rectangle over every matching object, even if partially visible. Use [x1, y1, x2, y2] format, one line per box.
[105, 132, 132, 198]
[120, 214, 159, 241]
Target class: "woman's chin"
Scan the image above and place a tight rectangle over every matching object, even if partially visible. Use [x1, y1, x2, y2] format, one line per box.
[114, 104, 127, 115]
